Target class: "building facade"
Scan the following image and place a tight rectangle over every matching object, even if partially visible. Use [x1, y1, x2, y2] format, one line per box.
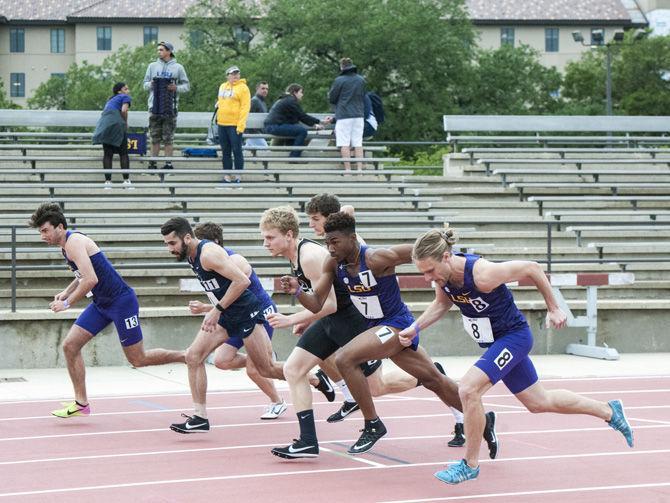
[0, 0, 651, 106]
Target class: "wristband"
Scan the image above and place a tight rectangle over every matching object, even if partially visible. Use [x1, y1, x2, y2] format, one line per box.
[215, 303, 225, 313]
[411, 322, 420, 337]
[63, 299, 70, 309]
[294, 286, 303, 298]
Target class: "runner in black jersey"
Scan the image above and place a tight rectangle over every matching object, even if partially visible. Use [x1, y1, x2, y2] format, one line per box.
[161, 217, 286, 433]
[283, 212, 498, 456]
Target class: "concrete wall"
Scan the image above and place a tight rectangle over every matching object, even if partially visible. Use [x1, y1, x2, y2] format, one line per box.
[2, 305, 667, 369]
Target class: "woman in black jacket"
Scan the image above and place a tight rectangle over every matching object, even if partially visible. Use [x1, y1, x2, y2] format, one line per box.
[263, 84, 331, 157]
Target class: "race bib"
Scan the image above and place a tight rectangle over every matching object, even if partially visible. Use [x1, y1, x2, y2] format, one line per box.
[350, 295, 383, 319]
[206, 291, 219, 306]
[462, 315, 494, 343]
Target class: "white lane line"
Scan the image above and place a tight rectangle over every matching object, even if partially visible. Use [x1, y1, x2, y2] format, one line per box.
[1, 425, 668, 464]
[0, 410, 667, 443]
[320, 446, 387, 468]
[379, 481, 670, 503]
[1, 449, 669, 498]
[3, 390, 669, 422]
[2, 375, 668, 406]
[628, 417, 670, 425]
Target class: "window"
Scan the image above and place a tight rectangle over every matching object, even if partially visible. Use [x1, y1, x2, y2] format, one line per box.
[143, 26, 158, 45]
[10, 73, 25, 98]
[591, 28, 605, 46]
[97, 26, 112, 51]
[51, 29, 65, 53]
[189, 30, 204, 48]
[545, 28, 559, 52]
[51, 73, 66, 79]
[10, 28, 25, 53]
[500, 27, 515, 47]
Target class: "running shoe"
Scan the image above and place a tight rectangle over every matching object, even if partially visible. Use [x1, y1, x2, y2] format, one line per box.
[162, 163, 173, 170]
[327, 401, 360, 423]
[260, 400, 288, 420]
[607, 399, 634, 447]
[448, 422, 465, 447]
[483, 411, 498, 459]
[52, 401, 90, 418]
[271, 438, 319, 459]
[170, 413, 210, 434]
[347, 420, 387, 455]
[434, 459, 479, 485]
[314, 369, 336, 402]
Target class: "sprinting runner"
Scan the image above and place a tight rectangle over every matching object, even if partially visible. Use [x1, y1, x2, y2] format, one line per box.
[305, 193, 463, 446]
[29, 202, 185, 418]
[282, 212, 498, 455]
[191, 222, 286, 420]
[402, 228, 634, 484]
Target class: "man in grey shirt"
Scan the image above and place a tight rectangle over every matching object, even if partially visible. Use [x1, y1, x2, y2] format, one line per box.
[143, 41, 190, 169]
[246, 81, 270, 149]
[328, 58, 366, 172]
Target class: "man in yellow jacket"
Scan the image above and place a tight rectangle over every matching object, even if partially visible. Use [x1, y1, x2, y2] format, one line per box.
[216, 66, 251, 183]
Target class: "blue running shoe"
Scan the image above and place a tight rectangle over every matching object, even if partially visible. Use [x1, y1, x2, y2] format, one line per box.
[607, 399, 634, 447]
[434, 459, 479, 485]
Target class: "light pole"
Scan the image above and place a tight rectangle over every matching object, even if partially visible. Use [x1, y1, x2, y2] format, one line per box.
[572, 29, 625, 116]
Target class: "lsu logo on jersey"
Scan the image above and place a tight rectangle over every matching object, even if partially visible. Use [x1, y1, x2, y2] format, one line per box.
[348, 284, 373, 294]
[448, 293, 490, 313]
[200, 278, 220, 292]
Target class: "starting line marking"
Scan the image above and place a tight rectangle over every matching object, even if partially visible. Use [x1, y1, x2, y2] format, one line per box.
[1, 449, 668, 499]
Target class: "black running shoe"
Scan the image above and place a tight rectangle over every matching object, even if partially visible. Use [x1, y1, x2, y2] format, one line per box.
[271, 438, 319, 459]
[170, 413, 210, 434]
[327, 401, 360, 423]
[448, 422, 465, 447]
[483, 411, 498, 459]
[162, 163, 173, 170]
[148, 161, 157, 170]
[314, 369, 335, 402]
[347, 420, 387, 455]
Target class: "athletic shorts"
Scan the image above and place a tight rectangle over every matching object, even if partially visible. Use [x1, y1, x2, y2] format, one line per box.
[225, 302, 276, 350]
[374, 308, 419, 351]
[149, 115, 177, 144]
[297, 303, 370, 361]
[216, 294, 266, 341]
[474, 324, 538, 394]
[74, 290, 142, 347]
[335, 118, 364, 147]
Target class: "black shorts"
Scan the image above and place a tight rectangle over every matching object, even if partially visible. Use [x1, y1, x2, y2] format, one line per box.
[296, 303, 370, 361]
[217, 291, 265, 340]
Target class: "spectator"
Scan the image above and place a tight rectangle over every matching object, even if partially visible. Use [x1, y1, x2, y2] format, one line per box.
[143, 41, 190, 170]
[264, 84, 331, 158]
[92, 82, 132, 189]
[216, 66, 251, 183]
[328, 57, 366, 172]
[245, 81, 270, 149]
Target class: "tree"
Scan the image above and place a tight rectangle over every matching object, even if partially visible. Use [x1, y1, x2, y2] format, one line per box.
[562, 32, 670, 115]
[28, 44, 156, 110]
[462, 44, 563, 115]
[0, 78, 22, 109]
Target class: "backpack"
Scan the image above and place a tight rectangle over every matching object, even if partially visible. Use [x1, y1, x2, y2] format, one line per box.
[182, 147, 217, 158]
[368, 92, 385, 124]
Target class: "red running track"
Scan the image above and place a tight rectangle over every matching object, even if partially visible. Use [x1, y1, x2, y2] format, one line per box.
[1, 376, 669, 502]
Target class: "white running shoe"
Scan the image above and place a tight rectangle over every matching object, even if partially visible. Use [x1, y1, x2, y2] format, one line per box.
[104, 180, 112, 189]
[260, 400, 288, 420]
[122, 179, 134, 190]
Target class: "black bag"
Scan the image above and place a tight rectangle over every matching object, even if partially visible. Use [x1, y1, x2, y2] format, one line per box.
[368, 92, 385, 124]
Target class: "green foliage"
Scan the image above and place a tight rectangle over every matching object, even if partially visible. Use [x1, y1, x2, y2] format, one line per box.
[0, 79, 22, 109]
[28, 44, 156, 110]
[562, 33, 670, 115]
[462, 44, 563, 114]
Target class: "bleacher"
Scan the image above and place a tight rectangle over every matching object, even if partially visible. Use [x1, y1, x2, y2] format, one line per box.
[2, 112, 670, 366]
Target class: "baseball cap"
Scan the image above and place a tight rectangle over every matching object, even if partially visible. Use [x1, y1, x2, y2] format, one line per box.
[226, 66, 241, 75]
[158, 41, 174, 54]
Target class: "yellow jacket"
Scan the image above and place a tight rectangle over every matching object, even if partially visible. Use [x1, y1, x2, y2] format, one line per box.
[216, 78, 251, 132]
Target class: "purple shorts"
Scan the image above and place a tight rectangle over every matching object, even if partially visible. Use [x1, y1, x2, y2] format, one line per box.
[474, 324, 538, 394]
[74, 290, 143, 347]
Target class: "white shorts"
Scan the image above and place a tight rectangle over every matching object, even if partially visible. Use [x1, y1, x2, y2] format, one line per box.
[335, 118, 364, 147]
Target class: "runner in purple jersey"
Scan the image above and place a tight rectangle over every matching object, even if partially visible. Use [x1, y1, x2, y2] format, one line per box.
[401, 228, 634, 485]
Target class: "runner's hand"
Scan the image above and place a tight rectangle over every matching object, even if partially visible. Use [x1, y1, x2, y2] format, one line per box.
[267, 312, 293, 329]
[278, 275, 300, 295]
[293, 320, 310, 336]
[201, 308, 219, 332]
[397, 326, 416, 347]
[546, 308, 567, 329]
[188, 300, 210, 314]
